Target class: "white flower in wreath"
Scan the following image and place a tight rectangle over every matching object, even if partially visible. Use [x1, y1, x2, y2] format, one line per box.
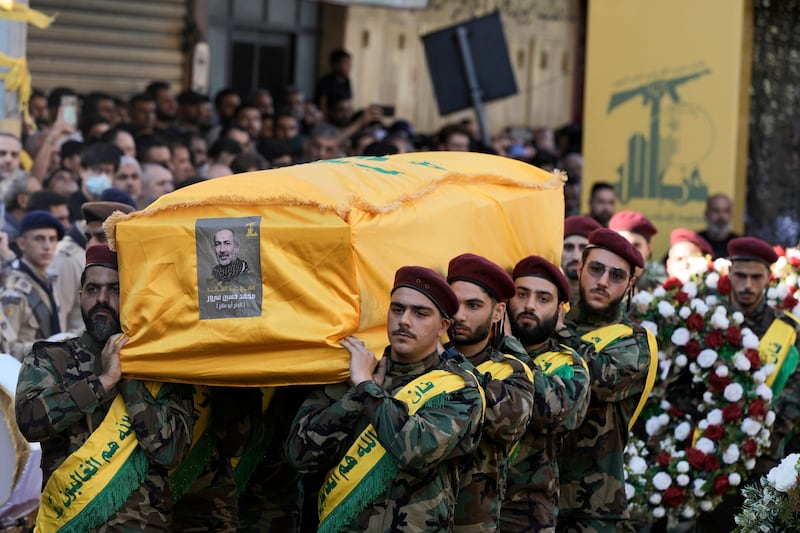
[761, 428, 771, 442]
[729, 472, 741, 486]
[700, 500, 714, 512]
[776, 283, 791, 299]
[741, 417, 762, 436]
[640, 320, 658, 336]
[650, 492, 662, 505]
[658, 413, 670, 426]
[766, 411, 776, 425]
[674, 421, 692, 441]
[646, 416, 663, 436]
[703, 391, 714, 405]
[757, 384, 774, 403]
[629, 456, 647, 475]
[713, 257, 731, 272]
[723, 444, 740, 464]
[632, 291, 653, 312]
[696, 437, 715, 454]
[682, 506, 696, 519]
[677, 474, 690, 487]
[625, 482, 636, 500]
[705, 294, 719, 307]
[767, 453, 800, 492]
[742, 329, 759, 349]
[677, 460, 690, 473]
[653, 286, 666, 298]
[683, 281, 699, 298]
[690, 298, 709, 315]
[710, 309, 730, 330]
[724, 382, 744, 402]
[698, 420, 709, 430]
[762, 363, 776, 377]
[767, 287, 778, 300]
[707, 409, 723, 425]
[679, 306, 692, 319]
[705, 271, 720, 289]
[732, 311, 744, 325]
[658, 300, 676, 318]
[716, 365, 729, 378]
[688, 256, 708, 276]
[733, 352, 751, 371]
[653, 507, 666, 519]
[653, 472, 672, 491]
[674, 354, 688, 368]
[671, 327, 690, 346]
[693, 478, 707, 497]
[793, 301, 800, 317]
[697, 350, 718, 368]
[745, 458, 756, 470]
[753, 369, 767, 384]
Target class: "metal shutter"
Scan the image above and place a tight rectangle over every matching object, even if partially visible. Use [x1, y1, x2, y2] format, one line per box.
[27, 0, 188, 97]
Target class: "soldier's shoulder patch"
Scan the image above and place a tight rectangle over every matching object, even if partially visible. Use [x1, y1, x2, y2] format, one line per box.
[9, 276, 33, 294]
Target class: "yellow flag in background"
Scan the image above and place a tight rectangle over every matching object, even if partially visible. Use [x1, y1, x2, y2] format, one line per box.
[107, 152, 563, 386]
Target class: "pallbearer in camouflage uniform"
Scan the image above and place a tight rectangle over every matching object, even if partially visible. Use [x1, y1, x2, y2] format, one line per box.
[500, 255, 591, 533]
[697, 237, 800, 532]
[444, 253, 535, 531]
[556, 229, 657, 533]
[15, 244, 195, 532]
[286, 266, 485, 532]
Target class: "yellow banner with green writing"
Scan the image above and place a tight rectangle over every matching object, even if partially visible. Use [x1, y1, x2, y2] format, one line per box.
[107, 152, 563, 386]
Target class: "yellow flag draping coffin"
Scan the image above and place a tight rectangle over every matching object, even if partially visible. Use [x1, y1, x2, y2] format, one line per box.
[108, 152, 564, 386]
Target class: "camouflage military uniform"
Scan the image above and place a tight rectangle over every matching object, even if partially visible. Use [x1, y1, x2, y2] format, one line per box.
[174, 387, 261, 532]
[237, 386, 312, 532]
[286, 348, 484, 532]
[556, 305, 653, 533]
[695, 298, 800, 532]
[1, 260, 61, 360]
[15, 333, 195, 532]
[501, 337, 591, 533]
[451, 342, 535, 532]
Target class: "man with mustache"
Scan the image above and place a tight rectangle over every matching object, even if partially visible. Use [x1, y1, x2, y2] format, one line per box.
[698, 193, 739, 259]
[562, 216, 602, 308]
[0, 211, 64, 360]
[443, 253, 535, 531]
[500, 255, 590, 532]
[556, 228, 657, 533]
[15, 244, 195, 531]
[696, 237, 800, 531]
[287, 266, 485, 532]
[204, 227, 261, 318]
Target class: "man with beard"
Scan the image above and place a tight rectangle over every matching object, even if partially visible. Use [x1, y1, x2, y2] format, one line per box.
[698, 193, 739, 259]
[695, 237, 800, 532]
[501, 255, 590, 533]
[444, 253, 535, 531]
[287, 266, 485, 532]
[556, 228, 658, 533]
[15, 244, 195, 531]
[562, 216, 602, 307]
[587, 182, 616, 227]
[0, 211, 64, 360]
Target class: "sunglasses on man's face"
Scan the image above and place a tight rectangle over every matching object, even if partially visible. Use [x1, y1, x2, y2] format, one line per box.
[585, 261, 631, 284]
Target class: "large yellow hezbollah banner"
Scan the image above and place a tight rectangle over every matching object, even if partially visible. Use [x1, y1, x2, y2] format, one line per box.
[108, 152, 563, 386]
[583, 0, 752, 257]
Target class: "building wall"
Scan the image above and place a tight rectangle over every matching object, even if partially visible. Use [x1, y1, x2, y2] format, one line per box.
[331, 0, 582, 135]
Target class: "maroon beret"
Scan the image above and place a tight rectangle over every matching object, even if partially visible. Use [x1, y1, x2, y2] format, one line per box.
[586, 228, 645, 270]
[392, 266, 458, 318]
[512, 255, 570, 303]
[670, 228, 713, 257]
[727, 236, 778, 266]
[564, 215, 602, 238]
[608, 210, 658, 240]
[447, 253, 515, 301]
[85, 243, 118, 271]
[81, 201, 135, 224]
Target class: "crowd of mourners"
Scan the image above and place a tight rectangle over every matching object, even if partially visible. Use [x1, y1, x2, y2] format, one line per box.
[1, 48, 794, 533]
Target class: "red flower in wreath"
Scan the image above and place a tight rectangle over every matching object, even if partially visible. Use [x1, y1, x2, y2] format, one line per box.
[657, 451, 671, 467]
[686, 312, 705, 331]
[675, 290, 690, 304]
[704, 424, 724, 441]
[704, 454, 720, 472]
[713, 474, 730, 495]
[742, 438, 758, 457]
[748, 399, 767, 419]
[722, 403, 743, 422]
[784, 294, 798, 310]
[745, 348, 761, 370]
[717, 275, 732, 295]
[726, 326, 742, 345]
[704, 330, 725, 349]
[663, 486, 686, 507]
[685, 340, 701, 359]
[709, 372, 732, 393]
[687, 448, 706, 470]
[663, 277, 683, 291]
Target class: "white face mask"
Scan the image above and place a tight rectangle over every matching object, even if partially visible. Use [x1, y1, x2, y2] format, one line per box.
[85, 173, 111, 197]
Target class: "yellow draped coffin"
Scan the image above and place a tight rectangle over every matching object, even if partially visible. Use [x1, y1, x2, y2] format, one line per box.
[107, 152, 564, 386]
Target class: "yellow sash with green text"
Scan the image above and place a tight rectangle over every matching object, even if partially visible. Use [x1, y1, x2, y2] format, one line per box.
[35, 382, 163, 533]
[759, 311, 800, 400]
[581, 324, 658, 430]
[317, 369, 485, 533]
